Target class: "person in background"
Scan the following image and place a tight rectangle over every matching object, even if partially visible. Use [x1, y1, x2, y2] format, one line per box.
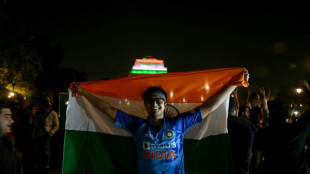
[228, 89, 257, 174]
[249, 106, 264, 131]
[245, 87, 270, 128]
[251, 81, 310, 174]
[0, 103, 23, 174]
[31, 97, 59, 173]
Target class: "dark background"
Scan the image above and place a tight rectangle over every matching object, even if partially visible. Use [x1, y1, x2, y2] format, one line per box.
[3, 1, 310, 99]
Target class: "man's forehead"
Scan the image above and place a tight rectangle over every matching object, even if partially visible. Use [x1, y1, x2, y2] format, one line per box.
[0, 108, 12, 115]
[145, 95, 165, 101]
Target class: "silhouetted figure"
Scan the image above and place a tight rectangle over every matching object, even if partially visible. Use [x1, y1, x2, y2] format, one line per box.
[249, 106, 264, 131]
[228, 96, 257, 174]
[251, 81, 310, 174]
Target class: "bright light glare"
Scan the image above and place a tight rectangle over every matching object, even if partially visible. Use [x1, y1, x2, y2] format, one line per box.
[170, 91, 174, 98]
[65, 101, 69, 105]
[296, 88, 302, 94]
[8, 92, 15, 98]
[294, 111, 299, 115]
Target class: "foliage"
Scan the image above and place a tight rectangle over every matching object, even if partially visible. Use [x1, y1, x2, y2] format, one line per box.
[0, 1, 88, 107]
[0, 0, 42, 98]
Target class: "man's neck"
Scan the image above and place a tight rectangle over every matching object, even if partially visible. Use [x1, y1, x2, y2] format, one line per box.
[149, 116, 164, 128]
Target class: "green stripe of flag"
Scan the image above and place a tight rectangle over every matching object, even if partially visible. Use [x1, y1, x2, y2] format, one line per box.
[184, 134, 234, 174]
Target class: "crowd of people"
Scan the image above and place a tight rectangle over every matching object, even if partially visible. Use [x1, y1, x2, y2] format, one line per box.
[1, 79, 310, 174]
[0, 97, 59, 174]
[228, 80, 310, 174]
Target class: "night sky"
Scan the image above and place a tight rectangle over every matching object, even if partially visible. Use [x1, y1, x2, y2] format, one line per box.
[9, 1, 310, 93]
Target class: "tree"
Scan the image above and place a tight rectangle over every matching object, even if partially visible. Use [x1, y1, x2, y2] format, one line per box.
[0, 1, 88, 106]
[0, 0, 42, 98]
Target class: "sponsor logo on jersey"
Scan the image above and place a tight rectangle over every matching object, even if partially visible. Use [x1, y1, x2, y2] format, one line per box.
[142, 142, 177, 150]
[143, 142, 150, 150]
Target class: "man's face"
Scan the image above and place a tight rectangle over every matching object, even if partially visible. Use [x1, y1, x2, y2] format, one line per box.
[0, 108, 13, 138]
[144, 96, 166, 119]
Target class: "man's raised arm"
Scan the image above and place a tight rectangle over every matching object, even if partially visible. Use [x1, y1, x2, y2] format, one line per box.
[71, 82, 117, 121]
[199, 85, 237, 119]
[199, 70, 249, 119]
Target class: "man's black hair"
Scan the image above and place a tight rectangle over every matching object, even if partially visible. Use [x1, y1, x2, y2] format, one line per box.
[0, 104, 10, 114]
[39, 97, 52, 107]
[249, 106, 262, 124]
[142, 86, 167, 101]
[268, 99, 289, 125]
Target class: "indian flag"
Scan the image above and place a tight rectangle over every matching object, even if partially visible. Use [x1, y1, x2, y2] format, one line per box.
[63, 67, 248, 174]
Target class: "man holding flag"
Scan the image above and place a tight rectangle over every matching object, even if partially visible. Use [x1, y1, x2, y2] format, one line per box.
[70, 70, 249, 174]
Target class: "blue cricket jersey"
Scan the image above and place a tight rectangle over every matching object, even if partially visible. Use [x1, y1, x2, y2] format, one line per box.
[115, 108, 203, 174]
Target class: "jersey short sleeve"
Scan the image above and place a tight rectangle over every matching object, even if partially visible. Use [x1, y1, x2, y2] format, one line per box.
[114, 110, 144, 135]
[173, 108, 203, 133]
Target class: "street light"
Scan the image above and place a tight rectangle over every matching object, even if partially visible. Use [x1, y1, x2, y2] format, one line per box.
[296, 88, 302, 94]
[293, 111, 299, 116]
[8, 92, 15, 98]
